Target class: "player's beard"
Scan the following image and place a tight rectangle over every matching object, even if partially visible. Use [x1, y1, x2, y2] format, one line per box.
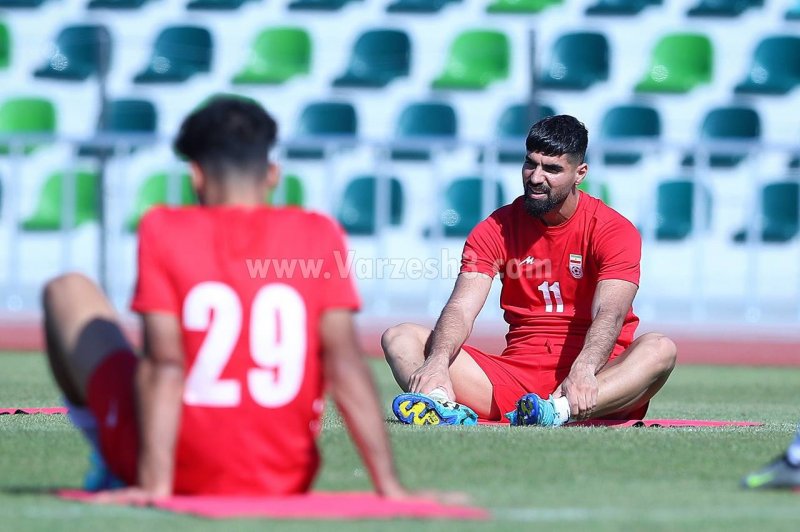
[523, 183, 570, 217]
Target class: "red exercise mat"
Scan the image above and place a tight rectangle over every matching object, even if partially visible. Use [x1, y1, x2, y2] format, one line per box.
[478, 418, 762, 427]
[0, 407, 68, 415]
[58, 490, 489, 520]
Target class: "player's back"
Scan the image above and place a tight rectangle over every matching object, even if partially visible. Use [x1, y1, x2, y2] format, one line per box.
[132, 205, 359, 495]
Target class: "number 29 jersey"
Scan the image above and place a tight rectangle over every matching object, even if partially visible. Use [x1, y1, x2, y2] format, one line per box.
[131, 205, 360, 495]
[461, 193, 641, 358]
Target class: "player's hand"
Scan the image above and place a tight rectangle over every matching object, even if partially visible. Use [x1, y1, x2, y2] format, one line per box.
[88, 486, 169, 506]
[408, 356, 454, 400]
[378, 481, 470, 505]
[560, 364, 599, 420]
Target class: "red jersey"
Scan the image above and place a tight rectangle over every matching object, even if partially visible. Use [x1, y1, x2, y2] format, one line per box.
[131, 205, 360, 495]
[461, 192, 640, 358]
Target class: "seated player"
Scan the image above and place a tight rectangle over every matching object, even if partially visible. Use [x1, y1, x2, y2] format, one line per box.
[43, 96, 408, 500]
[742, 425, 800, 489]
[382, 115, 677, 427]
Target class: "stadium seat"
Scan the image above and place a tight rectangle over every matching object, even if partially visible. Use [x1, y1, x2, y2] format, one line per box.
[432, 30, 509, 90]
[734, 36, 800, 95]
[635, 33, 713, 93]
[494, 102, 556, 163]
[269, 174, 304, 206]
[391, 102, 457, 161]
[288, 0, 358, 10]
[733, 182, 799, 243]
[79, 99, 158, 156]
[187, 0, 248, 9]
[687, 0, 762, 17]
[0, 22, 10, 70]
[134, 26, 212, 83]
[438, 177, 504, 237]
[787, 1, 800, 19]
[598, 104, 660, 165]
[232, 27, 311, 85]
[486, 0, 562, 14]
[682, 106, 760, 168]
[386, 0, 459, 13]
[285, 101, 357, 159]
[0, 97, 56, 154]
[0, 0, 48, 6]
[21, 171, 98, 231]
[34, 25, 111, 81]
[577, 179, 611, 205]
[87, 0, 150, 7]
[333, 29, 410, 88]
[337, 175, 404, 235]
[585, 0, 661, 16]
[537, 32, 609, 90]
[127, 172, 196, 231]
[654, 180, 711, 241]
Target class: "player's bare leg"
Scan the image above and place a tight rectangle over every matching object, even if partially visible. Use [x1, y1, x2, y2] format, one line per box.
[381, 322, 497, 421]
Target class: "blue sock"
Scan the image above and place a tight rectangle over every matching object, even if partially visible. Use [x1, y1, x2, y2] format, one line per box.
[64, 398, 102, 453]
[787, 424, 800, 466]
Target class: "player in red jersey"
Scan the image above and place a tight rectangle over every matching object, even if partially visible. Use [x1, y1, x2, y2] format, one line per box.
[42, 96, 409, 500]
[384, 115, 677, 427]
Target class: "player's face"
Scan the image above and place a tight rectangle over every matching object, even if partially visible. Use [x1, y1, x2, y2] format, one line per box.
[521, 152, 585, 217]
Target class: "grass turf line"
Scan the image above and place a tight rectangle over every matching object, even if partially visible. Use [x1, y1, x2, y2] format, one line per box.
[0, 352, 799, 531]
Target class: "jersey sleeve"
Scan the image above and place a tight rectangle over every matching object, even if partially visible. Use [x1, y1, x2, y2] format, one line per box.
[131, 209, 180, 315]
[460, 214, 506, 277]
[315, 215, 361, 311]
[593, 216, 642, 286]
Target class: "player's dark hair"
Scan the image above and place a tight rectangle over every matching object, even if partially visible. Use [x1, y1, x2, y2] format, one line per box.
[174, 96, 278, 181]
[525, 114, 588, 164]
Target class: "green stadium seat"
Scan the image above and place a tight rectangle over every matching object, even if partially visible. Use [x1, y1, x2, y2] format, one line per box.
[391, 102, 457, 161]
[635, 33, 713, 93]
[537, 32, 609, 90]
[486, 0, 562, 14]
[337, 176, 404, 236]
[687, 0, 762, 17]
[787, 1, 800, 19]
[127, 172, 196, 231]
[577, 179, 611, 205]
[88, 0, 150, 7]
[0, 0, 48, 6]
[0, 97, 56, 154]
[79, 99, 158, 157]
[22, 171, 98, 231]
[734, 36, 800, 95]
[333, 29, 410, 88]
[187, 0, 248, 9]
[232, 27, 311, 85]
[288, 0, 358, 10]
[0, 22, 10, 70]
[654, 180, 711, 241]
[432, 30, 510, 90]
[286, 101, 357, 159]
[494, 102, 555, 163]
[733, 182, 799, 243]
[682, 106, 760, 168]
[438, 177, 505, 237]
[599, 104, 660, 165]
[386, 0, 459, 13]
[269, 174, 304, 207]
[34, 25, 111, 81]
[586, 0, 661, 15]
[134, 26, 212, 83]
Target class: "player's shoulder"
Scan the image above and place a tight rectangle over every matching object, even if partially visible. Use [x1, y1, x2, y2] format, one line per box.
[582, 193, 639, 234]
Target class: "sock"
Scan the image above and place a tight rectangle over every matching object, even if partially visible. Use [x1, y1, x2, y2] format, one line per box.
[428, 387, 450, 404]
[551, 395, 571, 426]
[64, 398, 101, 453]
[786, 425, 800, 466]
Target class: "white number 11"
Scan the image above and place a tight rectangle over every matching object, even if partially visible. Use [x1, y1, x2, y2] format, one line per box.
[537, 281, 564, 313]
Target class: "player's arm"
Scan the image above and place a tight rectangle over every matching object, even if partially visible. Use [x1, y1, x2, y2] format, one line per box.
[321, 308, 406, 498]
[135, 312, 185, 497]
[408, 272, 493, 398]
[561, 279, 638, 419]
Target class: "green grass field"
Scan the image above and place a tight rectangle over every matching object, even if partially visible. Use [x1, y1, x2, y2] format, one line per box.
[1, 352, 799, 531]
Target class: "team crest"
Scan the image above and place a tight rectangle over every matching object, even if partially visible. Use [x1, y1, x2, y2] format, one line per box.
[568, 254, 583, 279]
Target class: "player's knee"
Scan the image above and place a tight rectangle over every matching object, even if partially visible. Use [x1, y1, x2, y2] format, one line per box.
[642, 333, 677, 375]
[381, 323, 419, 360]
[42, 272, 94, 310]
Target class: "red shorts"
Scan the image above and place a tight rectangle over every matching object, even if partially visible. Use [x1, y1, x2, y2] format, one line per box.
[86, 350, 140, 486]
[462, 341, 649, 422]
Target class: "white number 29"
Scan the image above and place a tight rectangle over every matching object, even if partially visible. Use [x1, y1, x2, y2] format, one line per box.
[182, 282, 307, 408]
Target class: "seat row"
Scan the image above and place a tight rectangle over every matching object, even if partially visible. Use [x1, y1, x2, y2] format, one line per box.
[1, 0, 797, 18]
[2, 96, 796, 169]
[3, 23, 800, 96]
